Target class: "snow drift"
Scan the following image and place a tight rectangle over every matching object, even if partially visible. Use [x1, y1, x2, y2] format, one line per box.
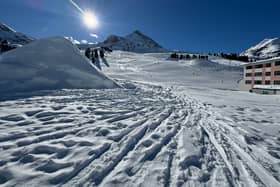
[0, 37, 120, 94]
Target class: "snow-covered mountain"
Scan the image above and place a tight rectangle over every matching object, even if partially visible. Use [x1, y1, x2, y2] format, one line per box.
[0, 23, 34, 45]
[99, 30, 168, 53]
[0, 37, 119, 95]
[241, 38, 280, 59]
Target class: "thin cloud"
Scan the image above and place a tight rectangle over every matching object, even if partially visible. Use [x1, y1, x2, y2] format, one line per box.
[81, 40, 88, 44]
[90, 33, 98, 38]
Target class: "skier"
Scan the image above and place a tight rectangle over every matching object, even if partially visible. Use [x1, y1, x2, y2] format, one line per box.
[0, 40, 2, 53]
[94, 49, 101, 70]
[91, 49, 96, 65]
[99, 48, 110, 67]
[94, 49, 99, 58]
[1, 40, 9, 52]
[99, 48, 105, 58]
[85, 48, 91, 59]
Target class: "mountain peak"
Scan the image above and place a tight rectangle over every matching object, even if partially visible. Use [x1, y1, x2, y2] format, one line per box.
[131, 30, 144, 35]
[0, 22, 34, 45]
[127, 30, 150, 39]
[0, 23, 16, 33]
[241, 37, 280, 59]
[100, 30, 167, 53]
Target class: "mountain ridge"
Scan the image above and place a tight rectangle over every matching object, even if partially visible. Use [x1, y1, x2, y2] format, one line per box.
[241, 38, 280, 59]
[0, 23, 34, 45]
[99, 30, 168, 53]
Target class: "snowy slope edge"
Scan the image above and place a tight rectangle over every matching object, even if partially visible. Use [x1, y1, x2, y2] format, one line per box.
[0, 37, 120, 94]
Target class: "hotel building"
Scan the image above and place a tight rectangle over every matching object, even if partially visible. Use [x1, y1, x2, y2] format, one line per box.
[239, 57, 280, 94]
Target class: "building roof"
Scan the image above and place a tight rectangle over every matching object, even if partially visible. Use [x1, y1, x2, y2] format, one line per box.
[253, 85, 280, 90]
[243, 57, 280, 66]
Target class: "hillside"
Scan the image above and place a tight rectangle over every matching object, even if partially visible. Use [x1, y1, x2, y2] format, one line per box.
[241, 38, 280, 59]
[99, 30, 167, 53]
[0, 23, 33, 45]
[104, 51, 243, 90]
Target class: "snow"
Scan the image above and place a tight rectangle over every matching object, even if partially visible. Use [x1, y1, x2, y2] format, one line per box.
[209, 56, 246, 66]
[99, 31, 167, 53]
[254, 85, 280, 90]
[0, 50, 279, 187]
[0, 37, 120, 95]
[104, 51, 243, 90]
[0, 23, 33, 45]
[241, 38, 280, 59]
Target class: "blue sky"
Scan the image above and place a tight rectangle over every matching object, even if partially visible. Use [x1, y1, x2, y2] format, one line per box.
[0, 0, 279, 53]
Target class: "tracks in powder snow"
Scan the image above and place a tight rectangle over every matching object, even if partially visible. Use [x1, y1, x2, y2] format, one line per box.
[0, 83, 279, 187]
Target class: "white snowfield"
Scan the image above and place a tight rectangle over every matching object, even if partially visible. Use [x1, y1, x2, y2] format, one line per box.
[0, 51, 279, 187]
[0, 37, 120, 95]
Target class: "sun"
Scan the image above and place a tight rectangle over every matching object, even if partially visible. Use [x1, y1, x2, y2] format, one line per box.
[83, 11, 98, 29]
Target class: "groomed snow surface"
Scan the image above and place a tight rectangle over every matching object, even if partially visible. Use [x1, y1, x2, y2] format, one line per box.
[0, 50, 279, 187]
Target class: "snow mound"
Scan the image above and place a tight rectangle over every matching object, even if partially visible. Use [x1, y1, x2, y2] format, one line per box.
[100, 30, 168, 53]
[0, 37, 120, 94]
[0, 23, 33, 45]
[241, 38, 280, 59]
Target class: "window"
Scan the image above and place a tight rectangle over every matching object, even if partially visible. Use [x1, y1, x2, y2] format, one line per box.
[275, 61, 280, 66]
[254, 80, 262, 85]
[245, 73, 252, 77]
[245, 80, 252, 84]
[246, 66, 252, 70]
[274, 80, 280, 85]
[265, 72, 271, 76]
[255, 64, 263, 69]
[265, 81, 270, 85]
[254, 72, 262, 77]
[266, 63, 271, 67]
[274, 71, 280, 76]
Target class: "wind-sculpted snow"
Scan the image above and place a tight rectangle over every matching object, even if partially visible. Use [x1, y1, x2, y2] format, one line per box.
[0, 83, 279, 187]
[0, 37, 120, 95]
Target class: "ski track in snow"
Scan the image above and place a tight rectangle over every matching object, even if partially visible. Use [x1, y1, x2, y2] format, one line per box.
[0, 83, 279, 187]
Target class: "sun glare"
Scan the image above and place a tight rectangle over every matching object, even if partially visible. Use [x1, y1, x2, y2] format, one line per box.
[83, 11, 98, 29]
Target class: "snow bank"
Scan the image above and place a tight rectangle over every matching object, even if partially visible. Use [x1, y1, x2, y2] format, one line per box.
[0, 37, 120, 94]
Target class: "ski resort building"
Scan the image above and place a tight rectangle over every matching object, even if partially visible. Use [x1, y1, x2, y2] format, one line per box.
[239, 57, 280, 94]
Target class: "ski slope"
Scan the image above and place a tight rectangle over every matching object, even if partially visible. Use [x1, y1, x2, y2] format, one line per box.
[0, 51, 279, 187]
[104, 51, 243, 90]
